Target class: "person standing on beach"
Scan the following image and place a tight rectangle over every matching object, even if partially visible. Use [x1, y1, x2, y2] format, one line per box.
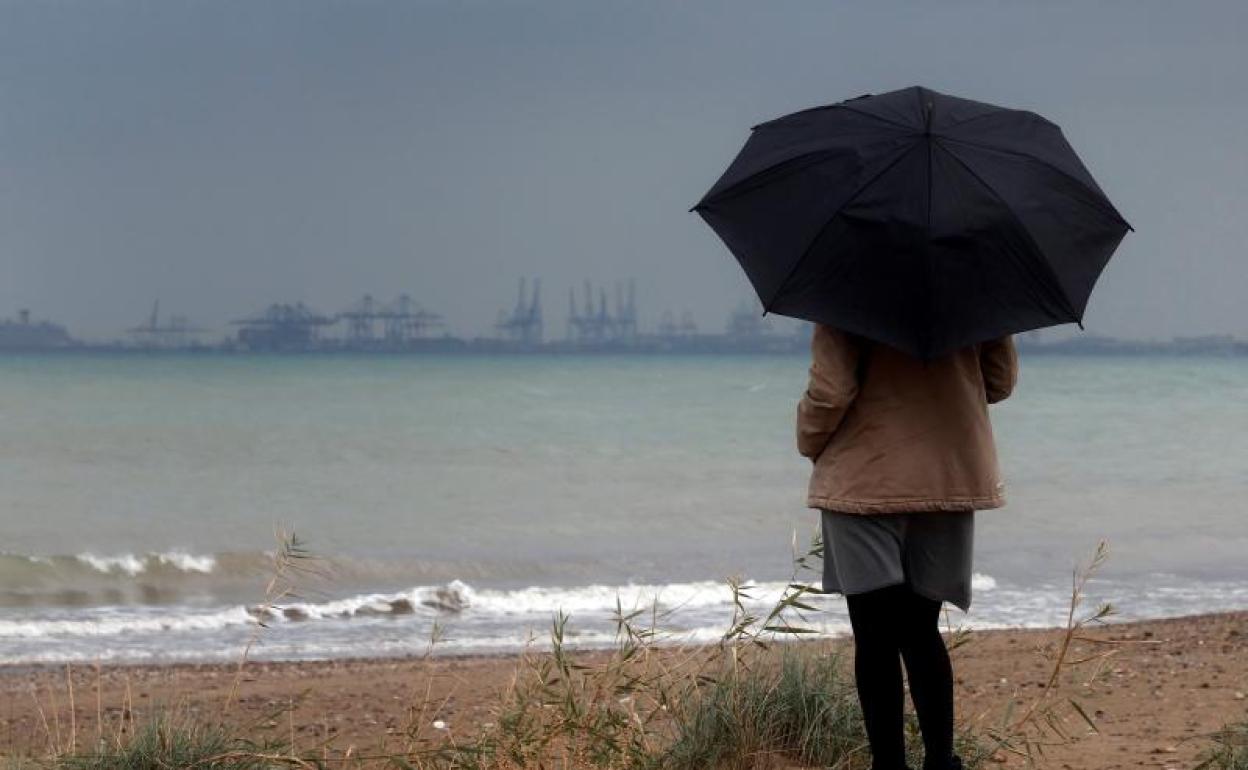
[798, 324, 1018, 770]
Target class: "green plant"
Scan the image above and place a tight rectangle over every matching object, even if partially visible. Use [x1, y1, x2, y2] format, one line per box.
[52, 709, 302, 770]
[662, 649, 867, 770]
[405, 533, 864, 770]
[223, 526, 328, 718]
[17, 528, 1123, 770]
[971, 540, 1118, 767]
[1196, 720, 1248, 770]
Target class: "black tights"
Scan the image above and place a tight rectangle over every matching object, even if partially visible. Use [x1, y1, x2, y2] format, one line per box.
[845, 584, 954, 770]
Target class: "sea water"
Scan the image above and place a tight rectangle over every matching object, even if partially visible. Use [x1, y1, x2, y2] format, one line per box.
[0, 352, 1245, 664]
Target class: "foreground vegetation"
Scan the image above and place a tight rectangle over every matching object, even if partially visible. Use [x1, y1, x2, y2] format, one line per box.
[11, 641, 940, 770]
[12, 532, 1225, 769]
[1197, 720, 1248, 770]
[21, 714, 292, 770]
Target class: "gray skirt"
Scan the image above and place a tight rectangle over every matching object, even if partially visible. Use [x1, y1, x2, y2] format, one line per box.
[820, 509, 975, 612]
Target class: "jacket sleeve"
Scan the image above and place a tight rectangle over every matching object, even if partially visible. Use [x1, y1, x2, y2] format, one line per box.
[981, 335, 1019, 404]
[796, 325, 860, 459]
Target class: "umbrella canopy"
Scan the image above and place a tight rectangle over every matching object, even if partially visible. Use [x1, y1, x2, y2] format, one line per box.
[691, 85, 1131, 359]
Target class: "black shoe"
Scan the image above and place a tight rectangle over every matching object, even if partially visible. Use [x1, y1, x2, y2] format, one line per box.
[922, 756, 962, 770]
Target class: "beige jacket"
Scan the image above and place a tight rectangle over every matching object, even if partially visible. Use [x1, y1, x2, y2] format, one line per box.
[797, 325, 1018, 514]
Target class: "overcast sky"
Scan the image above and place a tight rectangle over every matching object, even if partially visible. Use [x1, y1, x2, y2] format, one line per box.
[1, 1, 1244, 341]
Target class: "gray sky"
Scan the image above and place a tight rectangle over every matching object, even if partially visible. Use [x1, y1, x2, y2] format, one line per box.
[1, 1, 1244, 341]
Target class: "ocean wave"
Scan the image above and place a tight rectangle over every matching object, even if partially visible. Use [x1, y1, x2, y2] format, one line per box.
[0, 572, 1004, 641]
[0, 550, 644, 608]
[0, 606, 255, 638]
[0, 577, 829, 639]
[75, 551, 218, 575]
[22, 569, 1242, 649]
[3, 572, 1248, 665]
[0, 622, 799, 665]
[0, 549, 225, 578]
[0, 550, 269, 609]
[251, 578, 800, 623]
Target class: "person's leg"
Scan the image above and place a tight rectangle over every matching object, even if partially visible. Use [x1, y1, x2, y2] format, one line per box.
[845, 584, 909, 770]
[897, 589, 956, 770]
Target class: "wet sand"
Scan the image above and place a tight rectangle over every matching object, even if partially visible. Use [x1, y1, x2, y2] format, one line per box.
[1, 611, 1245, 768]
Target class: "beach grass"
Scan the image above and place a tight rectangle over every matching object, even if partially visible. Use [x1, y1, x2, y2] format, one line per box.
[429, 638, 880, 769]
[13, 650, 882, 770]
[24, 711, 295, 770]
[661, 649, 867, 769]
[1197, 719, 1248, 770]
[7, 532, 1141, 769]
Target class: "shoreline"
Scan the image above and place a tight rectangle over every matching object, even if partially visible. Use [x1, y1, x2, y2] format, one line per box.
[2, 600, 1246, 671]
[0, 605, 1240, 672]
[2, 610, 1245, 767]
[5, 343, 1248, 357]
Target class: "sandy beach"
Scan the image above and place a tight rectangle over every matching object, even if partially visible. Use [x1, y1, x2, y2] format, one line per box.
[1, 611, 1245, 768]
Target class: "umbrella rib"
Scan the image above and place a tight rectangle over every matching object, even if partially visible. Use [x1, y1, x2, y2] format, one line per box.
[693, 118, 914, 211]
[933, 140, 1083, 323]
[940, 107, 1055, 132]
[938, 135, 1133, 230]
[836, 103, 917, 133]
[940, 109, 1006, 131]
[692, 148, 854, 211]
[694, 104, 915, 212]
[920, 88, 937, 356]
[750, 101, 903, 130]
[922, 136, 937, 359]
[762, 141, 922, 313]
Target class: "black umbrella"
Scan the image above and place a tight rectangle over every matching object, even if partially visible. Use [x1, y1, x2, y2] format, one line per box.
[691, 85, 1131, 359]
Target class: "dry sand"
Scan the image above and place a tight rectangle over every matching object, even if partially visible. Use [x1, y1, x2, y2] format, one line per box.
[1, 611, 1245, 768]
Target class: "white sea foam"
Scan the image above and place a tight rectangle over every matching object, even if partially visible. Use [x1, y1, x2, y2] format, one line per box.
[4, 572, 1247, 666]
[76, 552, 148, 576]
[971, 573, 997, 591]
[0, 575, 1009, 644]
[0, 606, 254, 638]
[266, 578, 798, 623]
[456, 579, 790, 614]
[73, 550, 218, 576]
[154, 551, 217, 573]
[0, 579, 806, 641]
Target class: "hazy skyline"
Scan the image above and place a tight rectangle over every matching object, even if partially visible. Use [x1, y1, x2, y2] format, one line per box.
[1, 1, 1245, 341]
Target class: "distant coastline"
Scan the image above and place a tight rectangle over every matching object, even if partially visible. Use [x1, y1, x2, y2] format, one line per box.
[2, 305, 1245, 356]
[3, 333, 1247, 356]
[1017, 333, 1248, 356]
[0, 334, 809, 356]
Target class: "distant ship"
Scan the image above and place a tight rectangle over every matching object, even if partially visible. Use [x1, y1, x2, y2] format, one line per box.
[0, 309, 74, 350]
